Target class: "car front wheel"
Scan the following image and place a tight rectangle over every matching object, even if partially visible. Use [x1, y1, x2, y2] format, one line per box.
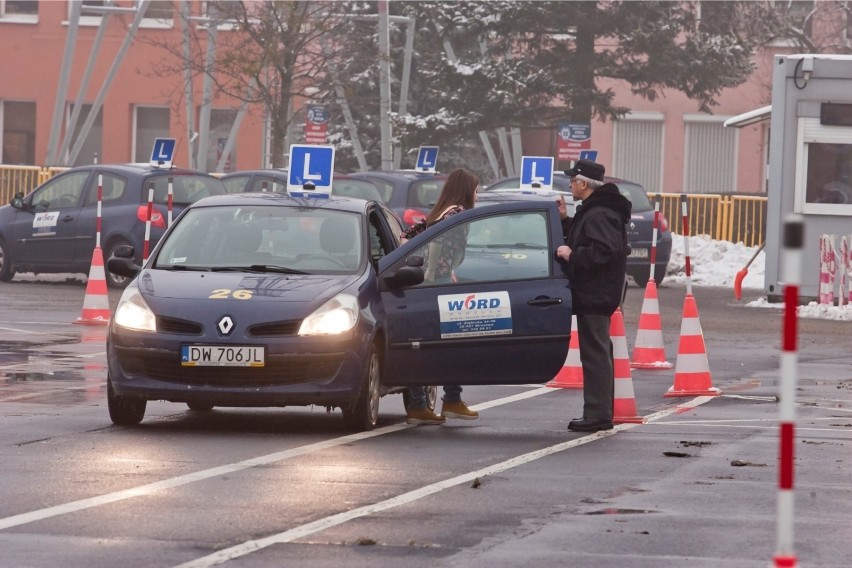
[342, 345, 381, 431]
[107, 375, 146, 425]
[0, 238, 15, 282]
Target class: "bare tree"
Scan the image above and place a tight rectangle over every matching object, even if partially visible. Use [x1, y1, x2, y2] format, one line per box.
[146, 1, 346, 168]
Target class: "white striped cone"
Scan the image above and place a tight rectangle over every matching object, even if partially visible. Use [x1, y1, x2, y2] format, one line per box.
[73, 247, 110, 326]
[665, 293, 720, 397]
[630, 280, 672, 369]
[546, 315, 583, 389]
[611, 308, 643, 423]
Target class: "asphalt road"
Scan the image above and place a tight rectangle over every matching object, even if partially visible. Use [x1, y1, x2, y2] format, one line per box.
[0, 277, 849, 567]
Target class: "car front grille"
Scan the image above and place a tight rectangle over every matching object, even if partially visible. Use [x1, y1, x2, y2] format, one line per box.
[157, 316, 204, 335]
[116, 347, 344, 387]
[248, 320, 301, 337]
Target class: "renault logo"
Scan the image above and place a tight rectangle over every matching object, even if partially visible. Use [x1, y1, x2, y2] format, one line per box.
[218, 316, 234, 335]
[630, 221, 636, 230]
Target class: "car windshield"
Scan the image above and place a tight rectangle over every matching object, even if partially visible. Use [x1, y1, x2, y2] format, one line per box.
[147, 175, 227, 206]
[333, 179, 382, 201]
[154, 205, 364, 274]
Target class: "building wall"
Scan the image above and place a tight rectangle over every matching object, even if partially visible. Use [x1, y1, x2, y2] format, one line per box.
[0, 0, 265, 171]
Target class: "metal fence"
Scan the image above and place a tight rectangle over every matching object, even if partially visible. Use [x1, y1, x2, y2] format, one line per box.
[0, 165, 766, 246]
[650, 193, 766, 247]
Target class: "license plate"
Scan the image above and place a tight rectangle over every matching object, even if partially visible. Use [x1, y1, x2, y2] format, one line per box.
[181, 345, 265, 367]
[629, 248, 649, 258]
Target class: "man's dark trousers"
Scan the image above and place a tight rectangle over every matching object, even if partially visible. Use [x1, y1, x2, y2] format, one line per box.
[576, 313, 614, 422]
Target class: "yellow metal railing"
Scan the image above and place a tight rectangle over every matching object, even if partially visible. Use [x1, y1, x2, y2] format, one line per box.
[649, 193, 766, 247]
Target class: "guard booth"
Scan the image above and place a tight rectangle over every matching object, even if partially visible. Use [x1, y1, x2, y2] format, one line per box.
[729, 55, 852, 302]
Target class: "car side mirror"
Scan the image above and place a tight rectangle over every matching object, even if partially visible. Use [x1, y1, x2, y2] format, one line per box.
[383, 255, 425, 288]
[10, 192, 24, 210]
[107, 245, 141, 279]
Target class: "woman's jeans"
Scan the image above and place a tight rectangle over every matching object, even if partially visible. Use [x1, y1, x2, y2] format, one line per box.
[407, 385, 463, 410]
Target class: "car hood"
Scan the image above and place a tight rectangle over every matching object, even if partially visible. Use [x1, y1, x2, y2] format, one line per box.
[135, 270, 356, 306]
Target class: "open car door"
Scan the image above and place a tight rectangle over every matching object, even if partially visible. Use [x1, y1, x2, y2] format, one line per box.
[378, 201, 571, 386]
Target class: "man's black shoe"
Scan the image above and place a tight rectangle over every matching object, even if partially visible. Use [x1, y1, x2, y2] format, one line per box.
[568, 418, 614, 432]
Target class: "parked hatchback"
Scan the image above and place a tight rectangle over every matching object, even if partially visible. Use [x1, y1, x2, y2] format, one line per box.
[220, 169, 384, 201]
[0, 164, 226, 287]
[486, 173, 671, 287]
[346, 170, 448, 228]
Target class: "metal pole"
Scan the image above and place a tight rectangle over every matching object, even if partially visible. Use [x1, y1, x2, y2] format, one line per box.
[46, 0, 81, 165]
[196, 24, 218, 172]
[393, 17, 415, 170]
[68, 0, 152, 165]
[498, 128, 514, 177]
[181, 1, 196, 169]
[323, 42, 367, 171]
[377, 0, 393, 170]
[57, 5, 112, 164]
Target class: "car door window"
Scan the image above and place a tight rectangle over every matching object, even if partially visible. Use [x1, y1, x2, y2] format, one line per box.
[222, 175, 250, 193]
[84, 173, 127, 205]
[409, 180, 443, 208]
[31, 171, 89, 211]
[407, 211, 550, 285]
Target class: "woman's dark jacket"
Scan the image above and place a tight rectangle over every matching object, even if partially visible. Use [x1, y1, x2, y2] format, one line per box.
[563, 183, 631, 316]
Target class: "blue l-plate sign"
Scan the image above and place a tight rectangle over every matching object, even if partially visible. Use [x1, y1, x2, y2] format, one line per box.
[519, 156, 554, 190]
[287, 144, 335, 196]
[150, 138, 176, 168]
[415, 146, 439, 172]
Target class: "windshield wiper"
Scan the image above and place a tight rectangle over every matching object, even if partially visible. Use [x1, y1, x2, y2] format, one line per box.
[159, 265, 211, 272]
[211, 265, 307, 274]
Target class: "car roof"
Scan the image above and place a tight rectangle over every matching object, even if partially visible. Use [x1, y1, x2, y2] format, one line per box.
[477, 188, 564, 203]
[352, 170, 448, 182]
[219, 169, 362, 180]
[65, 163, 217, 177]
[189, 191, 374, 214]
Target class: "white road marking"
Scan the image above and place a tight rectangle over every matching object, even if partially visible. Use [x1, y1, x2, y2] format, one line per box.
[0, 387, 555, 531]
[173, 397, 714, 568]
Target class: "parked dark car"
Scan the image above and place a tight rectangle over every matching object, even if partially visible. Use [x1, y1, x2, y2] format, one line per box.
[486, 173, 671, 287]
[220, 169, 384, 201]
[0, 164, 227, 288]
[346, 170, 448, 228]
[105, 192, 571, 431]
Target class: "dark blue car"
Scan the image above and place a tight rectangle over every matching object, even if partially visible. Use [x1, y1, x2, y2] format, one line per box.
[106, 192, 571, 431]
[0, 163, 226, 287]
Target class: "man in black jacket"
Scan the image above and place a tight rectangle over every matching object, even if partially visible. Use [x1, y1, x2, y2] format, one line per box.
[556, 159, 631, 432]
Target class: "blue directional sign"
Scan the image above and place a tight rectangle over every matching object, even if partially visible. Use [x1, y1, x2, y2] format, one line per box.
[287, 144, 335, 196]
[519, 156, 554, 190]
[579, 150, 598, 162]
[415, 146, 439, 172]
[149, 138, 176, 168]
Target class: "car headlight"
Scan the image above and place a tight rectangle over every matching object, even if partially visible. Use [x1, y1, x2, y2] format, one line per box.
[113, 285, 157, 332]
[298, 293, 359, 336]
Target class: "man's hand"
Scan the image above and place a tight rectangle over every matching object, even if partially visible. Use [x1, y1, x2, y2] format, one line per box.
[556, 245, 572, 261]
[557, 196, 568, 220]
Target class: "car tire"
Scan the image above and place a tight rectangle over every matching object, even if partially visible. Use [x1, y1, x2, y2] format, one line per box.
[630, 267, 665, 288]
[107, 374, 146, 425]
[0, 238, 15, 282]
[342, 345, 381, 432]
[401, 385, 437, 411]
[104, 239, 133, 289]
[186, 402, 214, 412]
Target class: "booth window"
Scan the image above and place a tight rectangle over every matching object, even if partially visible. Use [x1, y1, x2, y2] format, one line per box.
[795, 116, 852, 214]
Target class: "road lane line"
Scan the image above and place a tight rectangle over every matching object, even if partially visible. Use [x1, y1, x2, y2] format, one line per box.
[173, 397, 714, 568]
[0, 387, 555, 531]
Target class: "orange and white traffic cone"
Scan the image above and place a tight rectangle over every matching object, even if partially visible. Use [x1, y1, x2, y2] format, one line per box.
[611, 308, 644, 423]
[547, 315, 583, 389]
[630, 281, 672, 369]
[73, 246, 111, 326]
[665, 293, 720, 397]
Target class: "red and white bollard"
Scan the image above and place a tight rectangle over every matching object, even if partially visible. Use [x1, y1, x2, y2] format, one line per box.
[774, 215, 804, 568]
[143, 187, 154, 264]
[818, 234, 836, 305]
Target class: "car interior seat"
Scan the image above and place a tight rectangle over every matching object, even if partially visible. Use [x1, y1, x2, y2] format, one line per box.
[224, 224, 267, 264]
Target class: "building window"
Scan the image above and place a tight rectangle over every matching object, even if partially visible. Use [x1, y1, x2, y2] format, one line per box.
[134, 106, 170, 164]
[0, 0, 38, 22]
[613, 113, 664, 194]
[67, 103, 103, 167]
[1, 101, 36, 165]
[204, 109, 238, 173]
[794, 117, 852, 215]
[684, 116, 737, 194]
